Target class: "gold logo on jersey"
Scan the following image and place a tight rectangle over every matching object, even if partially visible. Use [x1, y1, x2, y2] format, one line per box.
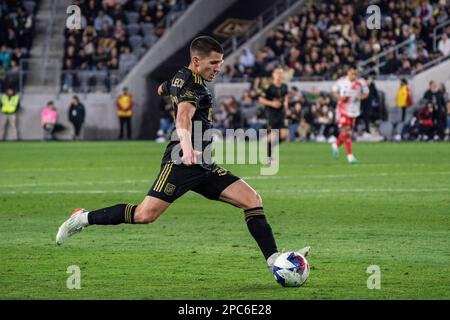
[212, 166, 228, 176]
[164, 183, 176, 196]
[172, 78, 185, 88]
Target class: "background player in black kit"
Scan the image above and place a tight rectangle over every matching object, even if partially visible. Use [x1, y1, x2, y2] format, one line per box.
[56, 36, 310, 272]
[258, 66, 289, 163]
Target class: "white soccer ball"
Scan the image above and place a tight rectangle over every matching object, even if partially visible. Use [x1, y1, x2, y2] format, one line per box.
[272, 252, 310, 287]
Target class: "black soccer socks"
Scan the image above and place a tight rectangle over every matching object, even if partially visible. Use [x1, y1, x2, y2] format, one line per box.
[244, 207, 278, 260]
[88, 204, 137, 225]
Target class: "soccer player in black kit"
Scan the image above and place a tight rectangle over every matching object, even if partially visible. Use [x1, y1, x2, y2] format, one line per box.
[56, 36, 310, 272]
[258, 66, 289, 163]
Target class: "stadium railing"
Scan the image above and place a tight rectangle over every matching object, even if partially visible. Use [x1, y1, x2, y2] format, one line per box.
[433, 19, 450, 52]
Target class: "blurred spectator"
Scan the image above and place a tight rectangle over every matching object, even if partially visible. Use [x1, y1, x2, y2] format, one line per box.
[359, 77, 382, 135]
[156, 99, 174, 143]
[440, 83, 449, 103]
[396, 78, 413, 122]
[315, 104, 336, 141]
[285, 101, 303, 141]
[61, 59, 78, 93]
[119, 46, 137, 74]
[438, 33, 450, 56]
[446, 101, 450, 141]
[213, 102, 228, 133]
[239, 48, 255, 69]
[418, 102, 435, 140]
[223, 96, 242, 130]
[0, 61, 5, 92]
[68, 96, 86, 140]
[0, 87, 20, 140]
[116, 87, 134, 139]
[240, 89, 261, 131]
[0, 45, 11, 70]
[41, 101, 65, 141]
[423, 80, 446, 139]
[94, 10, 114, 31]
[303, 104, 319, 141]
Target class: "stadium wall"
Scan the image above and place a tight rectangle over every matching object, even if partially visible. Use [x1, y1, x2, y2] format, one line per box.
[14, 93, 117, 141]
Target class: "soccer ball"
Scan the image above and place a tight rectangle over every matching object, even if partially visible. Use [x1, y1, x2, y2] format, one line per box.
[272, 252, 310, 287]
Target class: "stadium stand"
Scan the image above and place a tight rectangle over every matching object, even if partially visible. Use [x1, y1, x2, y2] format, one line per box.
[217, 0, 450, 82]
[0, 0, 39, 91]
[61, 0, 194, 93]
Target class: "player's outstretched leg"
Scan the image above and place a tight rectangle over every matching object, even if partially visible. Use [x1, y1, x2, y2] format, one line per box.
[56, 196, 170, 245]
[219, 179, 310, 272]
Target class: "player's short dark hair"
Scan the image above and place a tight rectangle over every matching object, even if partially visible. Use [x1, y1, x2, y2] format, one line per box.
[190, 36, 223, 58]
[273, 64, 283, 71]
[347, 64, 357, 71]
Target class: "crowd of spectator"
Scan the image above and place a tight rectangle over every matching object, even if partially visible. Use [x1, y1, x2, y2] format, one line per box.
[61, 0, 193, 93]
[218, 0, 450, 83]
[399, 80, 450, 141]
[0, 0, 37, 91]
[156, 79, 388, 143]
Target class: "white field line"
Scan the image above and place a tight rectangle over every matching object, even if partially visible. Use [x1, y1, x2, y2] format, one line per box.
[0, 188, 449, 195]
[1, 171, 450, 189]
[2, 162, 449, 173]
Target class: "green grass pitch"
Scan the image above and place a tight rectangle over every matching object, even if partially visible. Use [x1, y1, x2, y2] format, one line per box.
[0, 141, 449, 299]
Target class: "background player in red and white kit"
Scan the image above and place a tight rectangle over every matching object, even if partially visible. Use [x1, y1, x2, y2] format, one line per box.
[331, 66, 369, 164]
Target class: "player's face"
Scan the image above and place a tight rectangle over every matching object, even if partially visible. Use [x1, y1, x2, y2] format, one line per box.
[347, 69, 356, 82]
[272, 68, 283, 82]
[197, 51, 224, 81]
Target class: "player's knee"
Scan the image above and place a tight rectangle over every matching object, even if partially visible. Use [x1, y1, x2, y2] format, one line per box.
[244, 191, 263, 209]
[134, 205, 162, 224]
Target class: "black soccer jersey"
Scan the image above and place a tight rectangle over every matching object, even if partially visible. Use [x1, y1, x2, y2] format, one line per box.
[260, 83, 288, 122]
[160, 67, 214, 170]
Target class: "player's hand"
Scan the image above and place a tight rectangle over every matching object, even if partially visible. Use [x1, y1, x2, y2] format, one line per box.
[181, 148, 202, 166]
[272, 100, 282, 108]
[157, 84, 164, 96]
[357, 93, 366, 100]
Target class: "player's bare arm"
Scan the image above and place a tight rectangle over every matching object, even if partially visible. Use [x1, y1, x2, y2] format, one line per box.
[284, 94, 289, 113]
[176, 102, 197, 166]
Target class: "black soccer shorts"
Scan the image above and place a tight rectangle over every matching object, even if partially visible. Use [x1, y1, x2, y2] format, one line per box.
[148, 161, 241, 203]
[268, 117, 287, 130]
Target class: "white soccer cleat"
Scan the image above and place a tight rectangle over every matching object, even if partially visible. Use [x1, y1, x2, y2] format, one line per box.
[297, 246, 311, 258]
[267, 246, 311, 272]
[347, 154, 357, 164]
[331, 142, 339, 159]
[56, 208, 89, 245]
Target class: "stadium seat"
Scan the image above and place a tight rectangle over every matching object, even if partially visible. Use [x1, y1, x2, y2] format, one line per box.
[129, 35, 143, 50]
[140, 23, 155, 36]
[134, 0, 144, 11]
[134, 47, 147, 59]
[125, 11, 140, 24]
[126, 23, 141, 36]
[143, 34, 157, 48]
[22, 1, 36, 15]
